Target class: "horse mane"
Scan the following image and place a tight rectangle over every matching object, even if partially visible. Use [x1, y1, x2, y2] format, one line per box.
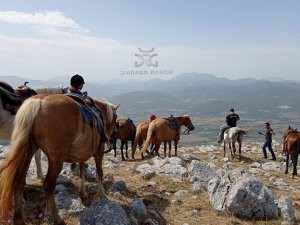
[94, 98, 114, 124]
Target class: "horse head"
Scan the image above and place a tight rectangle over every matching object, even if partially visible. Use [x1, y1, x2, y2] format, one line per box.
[179, 115, 195, 134]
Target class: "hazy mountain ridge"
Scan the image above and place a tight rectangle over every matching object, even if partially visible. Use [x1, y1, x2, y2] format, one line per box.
[1, 73, 300, 118]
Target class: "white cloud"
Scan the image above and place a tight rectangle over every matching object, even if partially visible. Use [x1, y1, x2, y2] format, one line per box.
[0, 10, 299, 82]
[0, 10, 87, 33]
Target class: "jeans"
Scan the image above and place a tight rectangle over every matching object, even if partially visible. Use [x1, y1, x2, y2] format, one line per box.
[262, 141, 276, 159]
[220, 124, 230, 135]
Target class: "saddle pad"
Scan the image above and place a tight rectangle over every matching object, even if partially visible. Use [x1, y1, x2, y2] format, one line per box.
[126, 118, 136, 130]
[0, 87, 23, 107]
[164, 116, 180, 130]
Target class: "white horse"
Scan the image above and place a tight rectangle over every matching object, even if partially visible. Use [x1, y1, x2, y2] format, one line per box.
[222, 127, 250, 160]
[0, 86, 68, 181]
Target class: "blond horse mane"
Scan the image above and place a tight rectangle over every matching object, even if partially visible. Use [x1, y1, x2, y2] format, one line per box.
[94, 98, 115, 125]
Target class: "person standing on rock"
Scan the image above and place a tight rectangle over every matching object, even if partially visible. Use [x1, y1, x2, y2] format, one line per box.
[258, 122, 276, 161]
[218, 108, 240, 143]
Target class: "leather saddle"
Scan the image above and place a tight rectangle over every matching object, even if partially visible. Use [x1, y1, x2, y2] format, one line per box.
[0, 81, 37, 114]
[64, 93, 106, 137]
[165, 115, 180, 130]
[126, 118, 136, 131]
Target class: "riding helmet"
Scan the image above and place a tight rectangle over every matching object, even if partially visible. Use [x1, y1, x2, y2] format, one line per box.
[70, 74, 85, 87]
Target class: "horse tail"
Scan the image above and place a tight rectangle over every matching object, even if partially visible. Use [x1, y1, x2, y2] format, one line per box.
[131, 124, 142, 158]
[0, 98, 41, 216]
[140, 122, 155, 154]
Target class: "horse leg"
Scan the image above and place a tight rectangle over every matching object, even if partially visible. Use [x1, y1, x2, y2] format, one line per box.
[125, 141, 129, 159]
[238, 140, 242, 161]
[164, 142, 167, 158]
[168, 141, 172, 158]
[120, 141, 125, 161]
[285, 154, 289, 174]
[155, 142, 161, 157]
[223, 141, 226, 158]
[79, 162, 88, 198]
[174, 140, 178, 157]
[94, 147, 106, 199]
[292, 151, 298, 178]
[232, 142, 236, 158]
[44, 159, 64, 225]
[14, 146, 37, 225]
[229, 142, 234, 158]
[35, 149, 44, 181]
[113, 138, 117, 157]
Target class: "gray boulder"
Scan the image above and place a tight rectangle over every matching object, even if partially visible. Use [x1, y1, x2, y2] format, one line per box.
[130, 198, 147, 217]
[55, 184, 85, 215]
[111, 180, 127, 192]
[208, 168, 278, 220]
[169, 157, 185, 167]
[188, 160, 217, 183]
[80, 199, 130, 225]
[192, 181, 206, 193]
[162, 163, 188, 182]
[181, 154, 200, 162]
[277, 196, 296, 222]
[136, 164, 156, 179]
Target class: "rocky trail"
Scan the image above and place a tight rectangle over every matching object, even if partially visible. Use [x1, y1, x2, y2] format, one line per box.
[0, 141, 299, 225]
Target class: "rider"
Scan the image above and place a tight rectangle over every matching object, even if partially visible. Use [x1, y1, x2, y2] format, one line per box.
[150, 114, 156, 121]
[69, 74, 85, 96]
[218, 108, 240, 143]
[69, 74, 108, 142]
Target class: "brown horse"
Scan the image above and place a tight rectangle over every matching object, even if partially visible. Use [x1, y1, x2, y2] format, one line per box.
[131, 120, 173, 159]
[283, 125, 300, 178]
[140, 115, 194, 159]
[131, 121, 150, 158]
[111, 118, 136, 160]
[0, 94, 119, 224]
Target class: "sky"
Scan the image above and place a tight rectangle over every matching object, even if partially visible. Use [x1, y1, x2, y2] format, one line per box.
[0, 0, 299, 82]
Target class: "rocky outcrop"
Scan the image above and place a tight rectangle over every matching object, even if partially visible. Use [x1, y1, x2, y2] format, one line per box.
[208, 168, 278, 220]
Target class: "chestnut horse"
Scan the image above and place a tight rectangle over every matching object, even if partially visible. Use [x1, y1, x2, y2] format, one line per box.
[131, 120, 172, 159]
[112, 118, 136, 160]
[140, 115, 194, 159]
[283, 125, 300, 178]
[0, 94, 118, 224]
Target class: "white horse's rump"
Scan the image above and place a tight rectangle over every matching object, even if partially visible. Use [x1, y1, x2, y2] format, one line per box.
[223, 127, 250, 160]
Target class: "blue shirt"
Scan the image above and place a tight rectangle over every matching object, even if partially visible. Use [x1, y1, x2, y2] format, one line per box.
[70, 89, 83, 96]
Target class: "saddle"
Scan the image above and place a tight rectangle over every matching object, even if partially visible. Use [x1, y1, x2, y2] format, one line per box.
[165, 115, 180, 130]
[0, 81, 37, 114]
[65, 93, 106, 138]
[126, 118, 136, 131]
[224, 127, 231, 134]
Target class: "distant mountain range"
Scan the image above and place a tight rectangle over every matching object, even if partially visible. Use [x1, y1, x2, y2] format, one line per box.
[1, 73, 300, 119]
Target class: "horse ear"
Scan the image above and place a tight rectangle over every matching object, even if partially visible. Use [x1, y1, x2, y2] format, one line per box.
[115, 104, 120, 110]
[289, 124, 291, 129]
